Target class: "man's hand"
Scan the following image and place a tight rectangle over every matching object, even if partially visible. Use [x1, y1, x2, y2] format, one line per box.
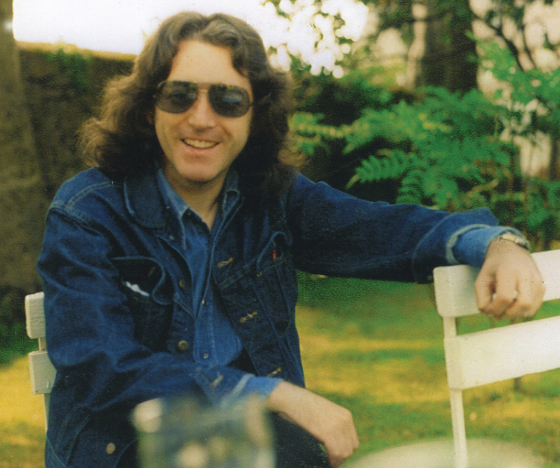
[475, 238, 545, 320]
[265, 381, 359, 467]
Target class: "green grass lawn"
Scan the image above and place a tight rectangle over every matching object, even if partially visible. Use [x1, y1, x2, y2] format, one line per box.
[1, 275, 560, 467]
[297, 275, 560, 466]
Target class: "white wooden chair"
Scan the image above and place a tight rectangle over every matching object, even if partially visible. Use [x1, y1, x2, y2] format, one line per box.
[433, 249, 560, 468]
[25, 291, 56, 429]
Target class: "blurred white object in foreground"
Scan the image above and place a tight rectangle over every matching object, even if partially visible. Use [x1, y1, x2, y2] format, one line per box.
[348, 439, 543, 468]
[133, 396, 274, 468]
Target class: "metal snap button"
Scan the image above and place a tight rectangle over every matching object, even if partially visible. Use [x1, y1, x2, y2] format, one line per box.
[106, 443, 116, 455]
[177, 340, 189, 352]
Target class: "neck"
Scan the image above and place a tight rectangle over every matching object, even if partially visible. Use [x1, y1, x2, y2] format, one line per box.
[164, 171, 225, 231]
[185, 189, 221, 230]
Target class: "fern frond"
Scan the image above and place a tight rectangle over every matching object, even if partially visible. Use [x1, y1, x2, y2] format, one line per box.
[353, 150, 410, 184]
[396, 166, 428, 205]
[290, 113, 345, 140]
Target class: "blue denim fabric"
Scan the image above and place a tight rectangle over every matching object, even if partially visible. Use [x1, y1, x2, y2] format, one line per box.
[38, 168, 501, 468]
[155, 169, 245, 365]
[155, 170, 280, 399]
[452, 225, 522, 268]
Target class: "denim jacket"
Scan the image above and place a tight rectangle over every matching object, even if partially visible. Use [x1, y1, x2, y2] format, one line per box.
[38, 168, 499, 468]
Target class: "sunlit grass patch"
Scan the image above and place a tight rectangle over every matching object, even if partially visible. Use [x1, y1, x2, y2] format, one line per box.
[0, 357, 46, 468]
[299, 326, 448, 402]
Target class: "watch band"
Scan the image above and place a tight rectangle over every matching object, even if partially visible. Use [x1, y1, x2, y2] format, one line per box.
[495, 232, 531, 250]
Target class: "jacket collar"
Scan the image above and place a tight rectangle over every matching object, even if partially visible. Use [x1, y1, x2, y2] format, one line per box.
[123, 171, 168, 229]
[122, 170, 242, 230]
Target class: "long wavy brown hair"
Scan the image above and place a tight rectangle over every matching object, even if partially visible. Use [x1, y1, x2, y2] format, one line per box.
[79, 11, 298, 198]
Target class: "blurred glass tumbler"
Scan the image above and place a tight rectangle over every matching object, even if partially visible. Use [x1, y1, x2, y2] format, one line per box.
[133, 396, 275, 468]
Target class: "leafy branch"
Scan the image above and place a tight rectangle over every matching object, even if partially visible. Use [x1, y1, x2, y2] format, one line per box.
[290, 42, 560, 249]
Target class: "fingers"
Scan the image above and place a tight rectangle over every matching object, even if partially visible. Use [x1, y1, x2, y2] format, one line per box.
[297, 395, 359, 467]
[475, 239, 545, 320]
[476, 273, 545, 320]
[320, 407, 359, 467]
[265, 382, 359, 466]
[474, 276, 494, 315]
[515, 277, 546, 318]
[496, 280, 543, 320]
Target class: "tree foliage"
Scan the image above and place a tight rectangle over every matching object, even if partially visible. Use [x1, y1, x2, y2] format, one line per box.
[472, 0, 559, 70]
[290, 40, 560, 249]
[265, 0, 560, 88]
[267, 0, 560, 248]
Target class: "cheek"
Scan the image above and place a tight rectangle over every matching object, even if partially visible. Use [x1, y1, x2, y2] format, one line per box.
[153, 116, 177, 163]
[153, 113, 175, 143]
[233, 127, 251, 155]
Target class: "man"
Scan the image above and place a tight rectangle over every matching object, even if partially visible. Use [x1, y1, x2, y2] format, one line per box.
[38, 11, 544, 468]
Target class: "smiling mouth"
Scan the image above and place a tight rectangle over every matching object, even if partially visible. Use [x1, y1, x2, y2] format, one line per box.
[183, 138, 218, 149]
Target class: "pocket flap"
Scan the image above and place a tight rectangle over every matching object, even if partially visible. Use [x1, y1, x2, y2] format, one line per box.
[112, 256, 172, 305]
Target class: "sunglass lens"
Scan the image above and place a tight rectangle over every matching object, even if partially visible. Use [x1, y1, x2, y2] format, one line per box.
[155, 82, 252, 117]
[210, 85, 251, 117]
[156, 82, 197, 113]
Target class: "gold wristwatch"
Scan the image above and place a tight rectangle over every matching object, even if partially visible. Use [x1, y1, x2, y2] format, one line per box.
[495, 232, 531, 250]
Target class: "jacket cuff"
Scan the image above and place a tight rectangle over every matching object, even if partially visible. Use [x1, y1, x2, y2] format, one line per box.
[412, 208, 499, 283]
[449, 226, 524, 268]
[235, 376, 283, 401]
[192, 366, 283, 407]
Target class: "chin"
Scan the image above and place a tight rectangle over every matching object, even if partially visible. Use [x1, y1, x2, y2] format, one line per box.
[181, 170, 221, 185]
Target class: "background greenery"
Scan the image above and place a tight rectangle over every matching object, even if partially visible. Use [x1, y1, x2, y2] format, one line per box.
[267, 0, 560, 251]
[290, 38, 560, 251]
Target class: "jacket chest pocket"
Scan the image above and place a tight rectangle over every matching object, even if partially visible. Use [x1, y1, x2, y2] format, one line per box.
[112, 256, 173, 351]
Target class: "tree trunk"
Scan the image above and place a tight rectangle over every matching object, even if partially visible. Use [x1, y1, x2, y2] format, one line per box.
[0, 0, 47, 294]
[406, 0, 478, 93]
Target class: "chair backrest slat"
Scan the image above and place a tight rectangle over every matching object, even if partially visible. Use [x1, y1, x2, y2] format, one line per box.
[434, 249, 560, 318]
[444, 314, 560, 389]
[25, 292, 46, 341]
[433, 265, 479, 318]
[24, 291, 55, 429]
[29, 350, 56, 394]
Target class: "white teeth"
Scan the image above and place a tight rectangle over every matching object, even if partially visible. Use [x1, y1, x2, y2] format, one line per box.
[183, 138, 217, 149]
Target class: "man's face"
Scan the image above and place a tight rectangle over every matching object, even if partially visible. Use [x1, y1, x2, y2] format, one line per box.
[154, 40, 253, 195]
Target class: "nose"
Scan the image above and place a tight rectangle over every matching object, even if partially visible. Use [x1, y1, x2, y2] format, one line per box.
[186, 88, 217, 129]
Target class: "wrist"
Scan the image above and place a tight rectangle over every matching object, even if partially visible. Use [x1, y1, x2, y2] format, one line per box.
[264, 381, 292, 414]
[492, 232, 531, 251]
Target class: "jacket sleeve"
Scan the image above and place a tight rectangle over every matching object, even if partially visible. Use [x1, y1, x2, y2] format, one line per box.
[37, 208, 259, 414]
[286, 174, 499, 283]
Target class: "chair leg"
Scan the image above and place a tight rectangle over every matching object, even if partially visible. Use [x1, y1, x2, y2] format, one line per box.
[449, 388, 468, 468]
[43, 393, 50, 431]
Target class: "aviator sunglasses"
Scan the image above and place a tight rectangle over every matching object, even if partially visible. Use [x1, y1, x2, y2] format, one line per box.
[154, 81, 253, 118]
